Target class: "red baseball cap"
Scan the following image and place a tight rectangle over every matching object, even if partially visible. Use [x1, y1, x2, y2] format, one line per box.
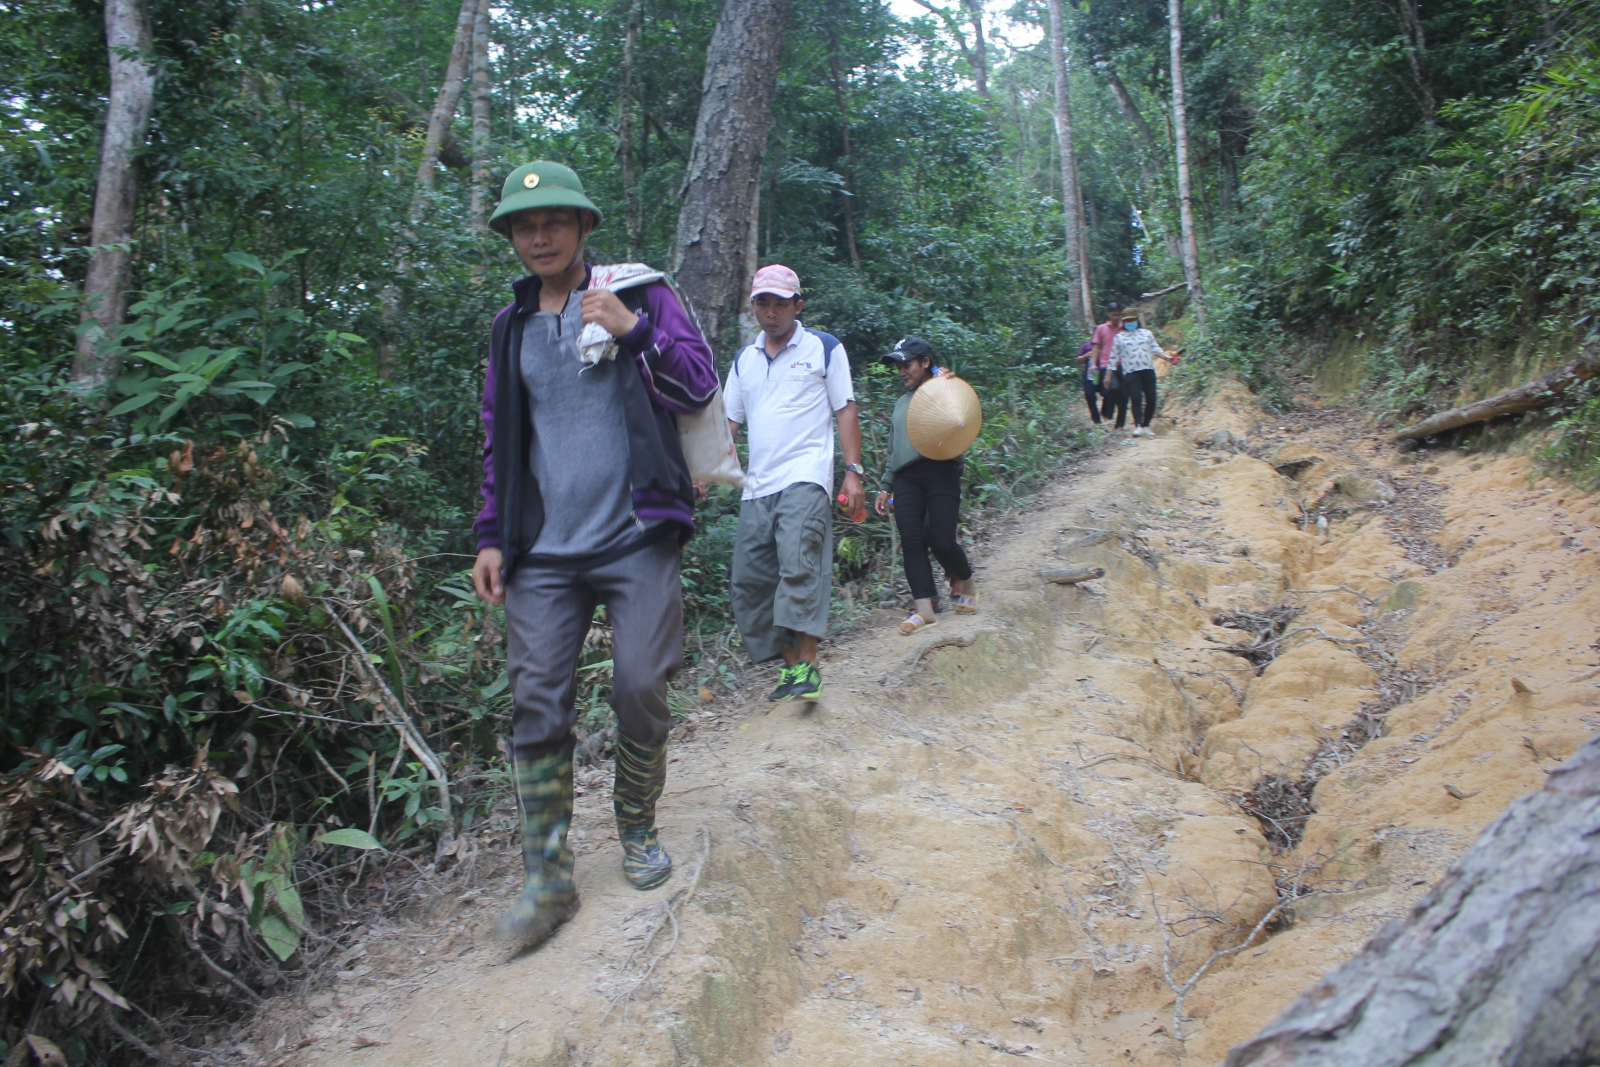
[750, 264, 801, 299]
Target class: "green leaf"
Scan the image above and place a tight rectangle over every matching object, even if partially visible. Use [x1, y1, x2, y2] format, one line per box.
[317, 828, 384, 851]
[283, 413, 316, 428]
[131, 350, 184, 372]
[275, 885, 307, 930]
[109, 393, 162, 415]
[256, 913, 299, 961]
[223, 251, 267, 275]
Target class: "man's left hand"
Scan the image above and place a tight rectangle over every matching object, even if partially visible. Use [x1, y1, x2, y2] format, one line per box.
[581, 290, 640, 338]
[842, 471, 865, 518]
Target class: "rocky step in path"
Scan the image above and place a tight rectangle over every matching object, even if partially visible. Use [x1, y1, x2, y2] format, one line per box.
[250, 380, 1599, 1067]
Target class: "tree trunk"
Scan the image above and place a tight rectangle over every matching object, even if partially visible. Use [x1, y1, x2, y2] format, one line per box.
[1394, 0, 1436, 124]
[1103, 65, 1186, 270]
[1046, 0, 1091, 330]
[909, 0, 987, 106]
[1393, 346, 1600, 442]
[411, 0, 478, 216]
[1225, 730, 1600, 1066]
[1168, 0, 1207, 334]
[469, 0, 492, 239]
[828, 52, 863, 269]
[737, 179, 762, 344]
[960, 0, 989, 103]
[671, 0, 792, 354]
[618, 0, 644, 256]
[73, 0, 156, 391]
[1105, 67, 1158, 154]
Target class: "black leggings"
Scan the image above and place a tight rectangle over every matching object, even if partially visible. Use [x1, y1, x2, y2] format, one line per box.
[1125, 368, 1157, 427]
[893, 459, 973, 603]
[1100, 383, 1128, 428]
[1081, 378, 1102, 424]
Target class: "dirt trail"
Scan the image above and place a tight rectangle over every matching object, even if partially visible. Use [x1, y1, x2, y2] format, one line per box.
[262, 381, 1600, 1067]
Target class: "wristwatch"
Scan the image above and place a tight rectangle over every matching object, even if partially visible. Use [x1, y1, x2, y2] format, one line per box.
[844, 463, 866, 477]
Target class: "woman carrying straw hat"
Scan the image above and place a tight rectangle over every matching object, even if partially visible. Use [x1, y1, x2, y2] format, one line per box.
[874, 337, 978, 634]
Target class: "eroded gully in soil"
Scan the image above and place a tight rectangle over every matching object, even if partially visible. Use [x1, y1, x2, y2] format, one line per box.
[263, 380, 1600, 1067]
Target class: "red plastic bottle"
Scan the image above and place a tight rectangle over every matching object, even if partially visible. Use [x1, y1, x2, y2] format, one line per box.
[837, 492, 867, 523]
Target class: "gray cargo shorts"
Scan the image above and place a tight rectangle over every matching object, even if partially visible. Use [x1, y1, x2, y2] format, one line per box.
[730, 482, 832, 662]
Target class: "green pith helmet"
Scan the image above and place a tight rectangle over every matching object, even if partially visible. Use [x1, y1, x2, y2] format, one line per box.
[488, 161, 603, 236]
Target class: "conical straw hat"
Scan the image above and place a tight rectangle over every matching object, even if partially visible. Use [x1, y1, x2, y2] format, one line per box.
[906, 374, 983, 460]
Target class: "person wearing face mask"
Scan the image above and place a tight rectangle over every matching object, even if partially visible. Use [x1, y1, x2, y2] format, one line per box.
[874, 337, 977, 634]
[1110, 311, 1163, 437]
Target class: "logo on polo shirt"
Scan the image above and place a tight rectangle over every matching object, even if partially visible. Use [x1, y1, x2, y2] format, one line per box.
[789, 359, 814, 372]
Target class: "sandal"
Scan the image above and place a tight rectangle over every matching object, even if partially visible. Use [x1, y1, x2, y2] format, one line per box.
[899, 612, 936, 635]
[953, 592, 978, 615]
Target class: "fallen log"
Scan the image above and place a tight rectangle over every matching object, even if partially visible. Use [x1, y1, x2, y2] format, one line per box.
[1040, 566, 1105, 584]
[1392, 346, 1599, 442]
[1223, 729, 1600, 1067]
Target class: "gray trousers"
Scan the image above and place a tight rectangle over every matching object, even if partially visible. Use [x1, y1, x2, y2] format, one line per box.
[504, 538, 683, 750]
[731, 482, 832, 663]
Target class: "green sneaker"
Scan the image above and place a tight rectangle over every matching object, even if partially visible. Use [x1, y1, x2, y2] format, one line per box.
[791, 662, 823, 701]
[767, 663, 801, 702]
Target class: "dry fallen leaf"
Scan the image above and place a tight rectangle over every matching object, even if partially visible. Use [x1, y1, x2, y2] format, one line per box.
[352, 1033, 387, 1048]
[26, 1035, 68, 1067]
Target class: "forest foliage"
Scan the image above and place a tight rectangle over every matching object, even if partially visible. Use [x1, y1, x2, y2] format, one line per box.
[0, 0, 1596, 1059]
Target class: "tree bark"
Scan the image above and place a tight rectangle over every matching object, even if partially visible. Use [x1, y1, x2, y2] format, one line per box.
[1046, 0, 1091, 330]
[960, 0, 989, 103]
[827, 52, 863, 269]
[909, 0, 988, 105]
[1393, 0, 1436, 125]
[671, 0, 792, 354]
[469, 0, 492, 239]
[618, 0, 644, 256]
[1101, 64, 1186, 271]
[1225, 730, 1600, 1066]
[73, 0, 156, 391]
[1168, 0, 1207, 334]
[411, 0, 478, 215]
[1393, 347, 1600, 442]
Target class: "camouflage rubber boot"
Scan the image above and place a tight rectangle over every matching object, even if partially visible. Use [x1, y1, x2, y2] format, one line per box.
[498, 737, 580, 946]
[613, 732, 673, 889]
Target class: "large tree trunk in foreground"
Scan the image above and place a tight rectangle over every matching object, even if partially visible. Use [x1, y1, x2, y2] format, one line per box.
[73, 0, 156, 391]
[671, 0, 792, 354]
[1225, 730, 1600, 1067]
[411, 0, 478, 216]
[1046, 0, 1091, 330]
[1168, 0, 1207, 335]
[1393, 346, 1600, 442]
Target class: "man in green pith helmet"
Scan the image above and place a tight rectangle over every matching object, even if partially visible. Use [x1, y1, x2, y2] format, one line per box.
[471, 161, 718, 949]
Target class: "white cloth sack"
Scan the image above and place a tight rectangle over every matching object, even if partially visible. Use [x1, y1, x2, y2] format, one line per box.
[677, 386, 745, 487]
[580, 263, 744, 488]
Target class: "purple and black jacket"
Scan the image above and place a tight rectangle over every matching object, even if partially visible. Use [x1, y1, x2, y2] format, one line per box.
[474, 268, 719, 574]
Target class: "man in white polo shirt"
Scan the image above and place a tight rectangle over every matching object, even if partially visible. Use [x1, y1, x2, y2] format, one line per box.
[725, 264, 866, 701]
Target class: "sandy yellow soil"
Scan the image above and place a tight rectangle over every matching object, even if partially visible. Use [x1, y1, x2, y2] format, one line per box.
[255, 380, 1599, 1067]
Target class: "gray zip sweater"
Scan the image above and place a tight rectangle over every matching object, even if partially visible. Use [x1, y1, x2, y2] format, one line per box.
[879, 390, 923, 492]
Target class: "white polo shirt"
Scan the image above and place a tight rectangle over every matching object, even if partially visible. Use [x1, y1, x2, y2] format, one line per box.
[724, 323, 855, 501]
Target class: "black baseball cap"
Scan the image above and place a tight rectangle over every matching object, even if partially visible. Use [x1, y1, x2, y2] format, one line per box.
[883, 336, 934, 364]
